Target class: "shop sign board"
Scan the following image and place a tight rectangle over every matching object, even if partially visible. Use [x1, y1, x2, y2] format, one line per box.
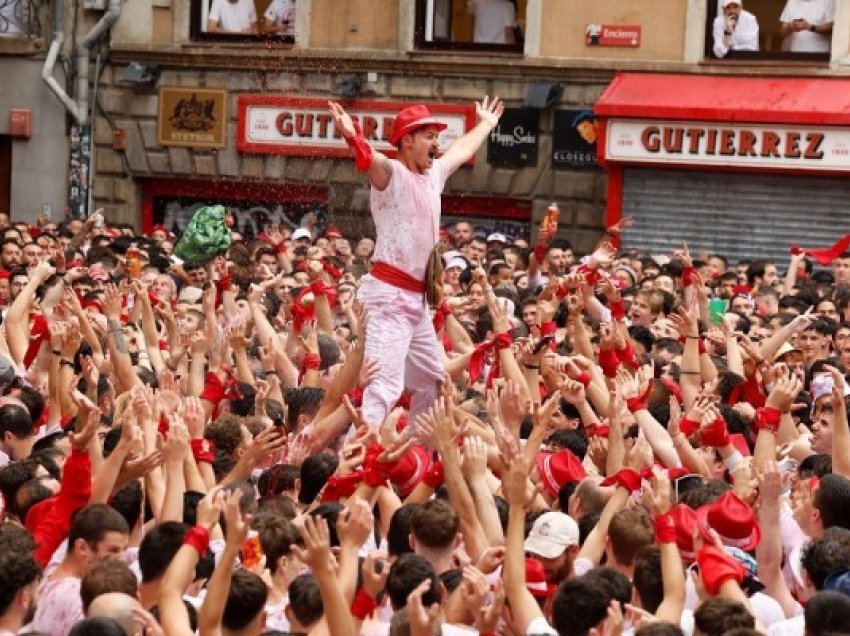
[238, 96, 476, 158]
[605, 118, 850, 172]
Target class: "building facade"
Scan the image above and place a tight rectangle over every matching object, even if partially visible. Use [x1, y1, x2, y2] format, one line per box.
[3, 0, 850, 254]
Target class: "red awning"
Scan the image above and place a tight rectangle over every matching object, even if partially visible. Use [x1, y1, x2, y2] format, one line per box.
[595, 73, 850, 126]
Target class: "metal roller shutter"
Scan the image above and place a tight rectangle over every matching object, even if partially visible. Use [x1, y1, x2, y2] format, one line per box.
[621, 168, 850, 266]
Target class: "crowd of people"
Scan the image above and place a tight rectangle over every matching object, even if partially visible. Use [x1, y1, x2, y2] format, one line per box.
[5, 95, 850, 636]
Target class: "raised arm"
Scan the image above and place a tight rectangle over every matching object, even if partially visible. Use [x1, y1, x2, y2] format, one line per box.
[440, 96, 503, 175]
[329, 101, 393, 191]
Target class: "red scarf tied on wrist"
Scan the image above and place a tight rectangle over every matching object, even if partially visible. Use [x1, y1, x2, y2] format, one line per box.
[469, 333, 513, 387]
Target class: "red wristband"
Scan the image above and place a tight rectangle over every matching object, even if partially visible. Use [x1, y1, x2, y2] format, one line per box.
[493, 333, 513, 351]
[678, 417, 700, 437]
[755, 406, 782, 434]
[191, 438, 216, 464]
[351, 587, 378, 620]
[615, 341, 639, 369]
[626, 396, 648, 413]
[362, 444, 389, 488]
[345, 120, 374, 173]
[540, 321, 557, 337]
[700, 416, 730, 448]
[653, 513, 677, 544]
[598, 348, 620, 378]
[682, 266, 697, 287]
[577, 371, 592, 387]
[609, 299, 626, 321]
[302, 353, 321, 371]
[586, 423, 609, 438]
[183, 525, 211, 555]
[310, 280, 327, 296]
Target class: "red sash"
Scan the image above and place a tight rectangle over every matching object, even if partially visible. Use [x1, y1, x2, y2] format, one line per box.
[371, 262, 426, 294]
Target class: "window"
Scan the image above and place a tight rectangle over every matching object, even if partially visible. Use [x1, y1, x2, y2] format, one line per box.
[415, 0, 525, 52]
[704, 0, 832, 61]
[190, 0, 295, 42]
[0, 0, 41, 38]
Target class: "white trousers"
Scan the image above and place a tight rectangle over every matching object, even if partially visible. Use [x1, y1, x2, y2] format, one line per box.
[357, 276, 446, 429]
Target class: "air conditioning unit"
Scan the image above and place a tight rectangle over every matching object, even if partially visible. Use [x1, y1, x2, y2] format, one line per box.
[83, 0, 107, 9]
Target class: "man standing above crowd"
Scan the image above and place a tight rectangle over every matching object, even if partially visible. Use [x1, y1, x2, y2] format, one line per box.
[328, 96, 503, 428]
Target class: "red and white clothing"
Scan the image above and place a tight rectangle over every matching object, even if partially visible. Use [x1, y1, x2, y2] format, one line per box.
[359, 158, 449, 428]
[31, 576, 82, 636]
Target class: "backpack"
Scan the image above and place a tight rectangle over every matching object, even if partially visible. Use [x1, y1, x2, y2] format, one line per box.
[174, 205, 232, 262]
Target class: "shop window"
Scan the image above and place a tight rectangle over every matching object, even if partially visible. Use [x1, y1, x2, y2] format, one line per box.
[190, 0, 295, 43]
[704, 0, 832, 61]
[415, 0, 525, 52]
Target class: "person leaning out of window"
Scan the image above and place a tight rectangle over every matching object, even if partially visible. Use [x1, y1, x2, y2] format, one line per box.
[713, 0, 759, 58]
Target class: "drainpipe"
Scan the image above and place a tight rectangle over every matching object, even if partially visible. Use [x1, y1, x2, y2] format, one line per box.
[41, 0, 122, 124]
[41, 0, 79, 121]
[76, 0, 122, 126]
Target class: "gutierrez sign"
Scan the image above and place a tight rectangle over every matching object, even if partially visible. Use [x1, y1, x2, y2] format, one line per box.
[237, 96, 476, 157]
[604, 119, 850, 172]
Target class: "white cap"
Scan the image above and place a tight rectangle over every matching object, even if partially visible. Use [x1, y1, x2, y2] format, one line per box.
[722, 0, 741, 6]
[178, 286, 204, 304]
[292, 228, 313, 242]
[442, 250, 461, 264]
[446, 257, 468, 272]
[524, 512, 579, 559]
[811, 373, 850, 403]
[487, 232, 508, 244]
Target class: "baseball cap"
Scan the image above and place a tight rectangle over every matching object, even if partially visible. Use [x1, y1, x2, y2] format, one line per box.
[524, 511, 579, 559]
[487, 232, 507, 244]
[722, 0, 741, 6]
[292, 228, 313, 242]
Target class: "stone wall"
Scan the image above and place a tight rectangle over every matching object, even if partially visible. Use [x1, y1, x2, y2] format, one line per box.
[93, 65, 609, 252]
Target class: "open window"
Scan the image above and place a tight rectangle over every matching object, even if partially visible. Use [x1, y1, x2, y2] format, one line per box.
[190, 0, 296, 43]
[704, 0, 832, 62]
[415, 0, 525, 52]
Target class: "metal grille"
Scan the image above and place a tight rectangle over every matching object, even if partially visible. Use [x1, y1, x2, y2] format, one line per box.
[621, 167, 850, 266]
[0, 0, 43, 38]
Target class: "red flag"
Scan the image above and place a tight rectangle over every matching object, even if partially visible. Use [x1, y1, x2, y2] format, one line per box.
[791, 235, 850, 266]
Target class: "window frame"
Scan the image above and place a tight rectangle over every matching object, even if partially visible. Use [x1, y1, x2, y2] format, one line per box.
[702, 0, 830, 63]
[189, 0, 296, 45]
[413, 0, 524, 54]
